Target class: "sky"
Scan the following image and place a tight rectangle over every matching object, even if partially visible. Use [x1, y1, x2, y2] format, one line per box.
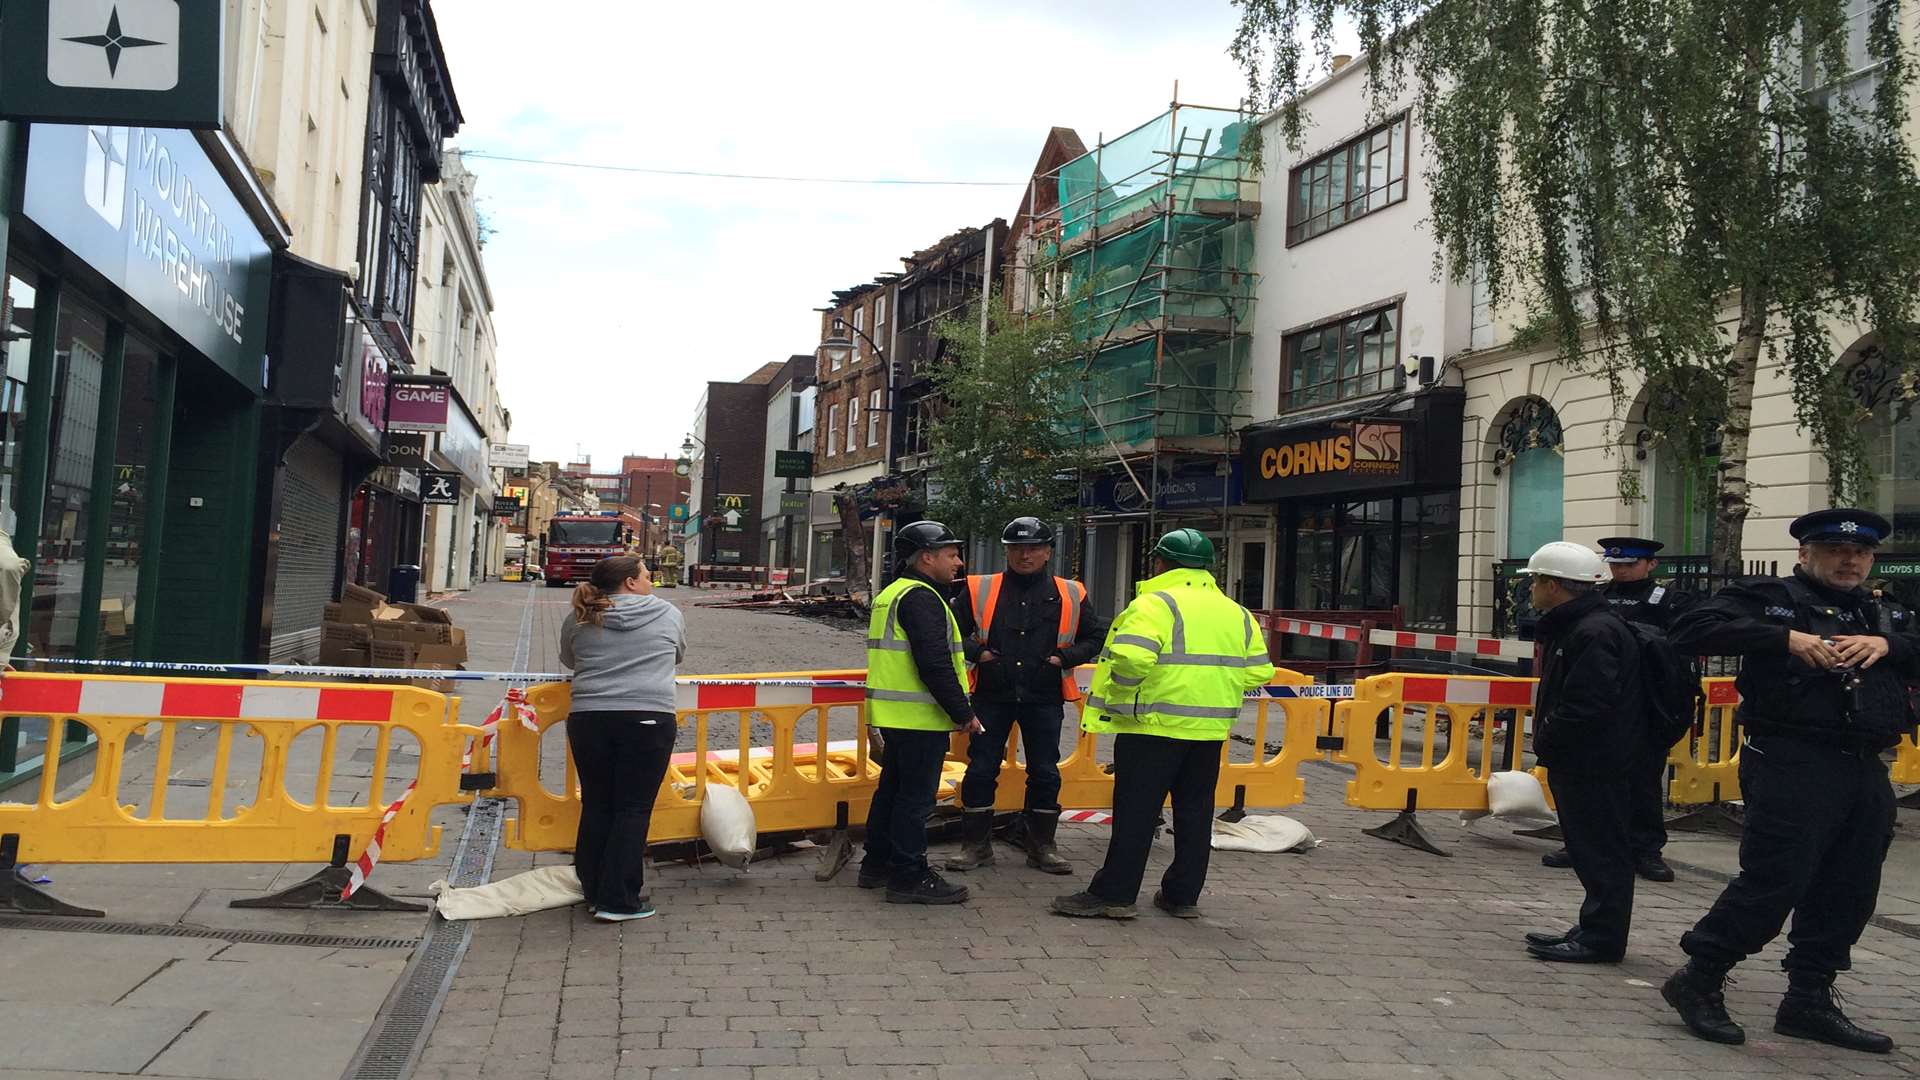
[431, 1, 1322, 472]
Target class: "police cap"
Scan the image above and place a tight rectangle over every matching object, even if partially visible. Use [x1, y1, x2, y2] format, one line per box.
[1789, 508, 1891, 547]
[1596, 536, 1664, 564]
[1001, 517, 1056, 545]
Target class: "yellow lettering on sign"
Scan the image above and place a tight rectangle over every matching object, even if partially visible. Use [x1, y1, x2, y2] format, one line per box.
[1256, 435, 1355, 480]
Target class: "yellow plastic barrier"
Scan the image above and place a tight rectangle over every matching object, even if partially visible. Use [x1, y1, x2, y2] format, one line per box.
[0, 672, 472, 867]
[492, 668, 1328, 854]
[1891, 733, 1918, 785]
[1668, 678, 1742, 806]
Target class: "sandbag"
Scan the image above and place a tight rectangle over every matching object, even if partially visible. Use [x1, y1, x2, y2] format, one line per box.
[1487, 770, 1553, 820]
[701, 783, 757, 869]
[1211, 814, 1318, 853]
[430, 865, 583, 920]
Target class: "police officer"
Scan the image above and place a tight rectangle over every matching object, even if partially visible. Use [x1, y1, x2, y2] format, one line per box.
[1520, 541, 1644, 964]
[947, 517, 1108, 875]
[858, 521, 986, 905]
[1052, 529, 1275, 920]
[1540, 536, 1694, 881]
[1661, 509, 1912, 1053]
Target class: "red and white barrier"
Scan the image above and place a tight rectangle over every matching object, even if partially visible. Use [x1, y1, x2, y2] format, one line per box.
[1059, 810, 1113, 825]
[1265, 618, 1364, 643]
[1398, 676, 1536, 707]
[1263, 618, 1535, 660]
[0, 676, 400, 722]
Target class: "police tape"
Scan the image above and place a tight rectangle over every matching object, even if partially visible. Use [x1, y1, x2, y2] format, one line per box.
[1264, 619, 1535, 660]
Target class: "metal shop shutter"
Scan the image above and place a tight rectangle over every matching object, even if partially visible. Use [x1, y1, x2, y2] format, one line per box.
[271, 434, 345, 661]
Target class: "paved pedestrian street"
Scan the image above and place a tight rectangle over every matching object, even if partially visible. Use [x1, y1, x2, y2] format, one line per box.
[4, 583, 1918, 1080]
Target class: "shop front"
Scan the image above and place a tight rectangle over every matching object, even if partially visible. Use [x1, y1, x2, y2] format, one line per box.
[422, 389, 488, 594]
[8, 123, 279, 664]
[1240, 390, 1464, 658]
[1078, 457, 1244, 614]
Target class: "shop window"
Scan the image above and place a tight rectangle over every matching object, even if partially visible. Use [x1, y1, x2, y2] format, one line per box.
[35, 297, 112, 659]
[1286, 114, 1410, 246]
[96, 335, 161, 658]
[1650, 447, 1715, 555]
[1283, 303, 1400, 411]
[1, 267, 36, 533]
[1498, 398, 1565, 559]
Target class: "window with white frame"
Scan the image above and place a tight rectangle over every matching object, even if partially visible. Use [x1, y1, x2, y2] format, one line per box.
[827, 403, 841, 456]
[853, 307, 865, 359]
[1803, 0, 1884, 116]
[875, 297, 888, 342]
[868, 389, 882, 446]
[848, 396, 860, 451]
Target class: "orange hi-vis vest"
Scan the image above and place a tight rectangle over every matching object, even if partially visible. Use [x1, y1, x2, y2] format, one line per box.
[966, 573, 1088, 701]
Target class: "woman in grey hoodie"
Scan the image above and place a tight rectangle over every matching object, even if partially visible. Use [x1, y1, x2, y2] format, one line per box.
[560, 555, 686, 921]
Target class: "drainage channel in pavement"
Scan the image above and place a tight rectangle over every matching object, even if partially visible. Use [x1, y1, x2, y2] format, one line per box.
[0, 914, 419, 950]
[342, 581, 535, 1080]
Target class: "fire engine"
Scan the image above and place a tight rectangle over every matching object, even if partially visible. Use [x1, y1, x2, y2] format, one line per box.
[541, 513, 630, 586]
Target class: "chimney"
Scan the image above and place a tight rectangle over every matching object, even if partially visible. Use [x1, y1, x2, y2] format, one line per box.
[1331, 54, 1354, 73]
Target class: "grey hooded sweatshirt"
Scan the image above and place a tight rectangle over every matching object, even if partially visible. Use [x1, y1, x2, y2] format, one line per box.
[559, 594, 686, 715]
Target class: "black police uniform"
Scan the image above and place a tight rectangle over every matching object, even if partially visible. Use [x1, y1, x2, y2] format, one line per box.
[1529, 589, 1644, 962]
[1661, 509, 1912, 1052]
[1596, 537, 1699, 867]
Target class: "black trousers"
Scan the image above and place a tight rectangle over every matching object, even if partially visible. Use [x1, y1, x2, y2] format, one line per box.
[566, 711, 675, 913]
[1549, 771, 1636, 955]
[1681, 735, 1896, 976]
[861, 727, 952, 885]
[959, 700, 1064, 810]
[1090, 734, 1221, 906]
[1628, 739, 1670, 859]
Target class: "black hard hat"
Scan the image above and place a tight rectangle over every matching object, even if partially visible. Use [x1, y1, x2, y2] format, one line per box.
[1001, 517, 1056, 545]
[893, 520, 961, 558]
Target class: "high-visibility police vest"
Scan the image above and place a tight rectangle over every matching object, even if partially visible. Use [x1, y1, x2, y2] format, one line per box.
[1082, 567, 1276, 741]
[965, 573, 1089, 701]
[865, 576, 968, 731]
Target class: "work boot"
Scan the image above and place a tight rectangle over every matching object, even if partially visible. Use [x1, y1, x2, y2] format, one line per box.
[1023, 808, 1073, 875]
[1050, 890, 1136, 919]
[1775, 974, 1895, 1054]
[944, 808, 996, 872]
[1636, 854, 1677, 882]
[885, 869, 969, 905]
[1541, 847, 1573, 869]
[1661, 959, 1746, 1045]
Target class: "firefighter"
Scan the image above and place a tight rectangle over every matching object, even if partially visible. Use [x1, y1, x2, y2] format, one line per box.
[946, 517, 1107, 875]
[1660, 509, 1912, 1053]
[1538, 535, 1696, 881]
[1052, 529, 1274, 920]
[856, 521, 986, 904]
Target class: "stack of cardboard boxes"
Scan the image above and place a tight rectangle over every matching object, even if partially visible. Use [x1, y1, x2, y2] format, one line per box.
[319, 583, 469, 691]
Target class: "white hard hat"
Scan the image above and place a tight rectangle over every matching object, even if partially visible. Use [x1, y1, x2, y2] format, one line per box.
[1525, 540, 1608, 584]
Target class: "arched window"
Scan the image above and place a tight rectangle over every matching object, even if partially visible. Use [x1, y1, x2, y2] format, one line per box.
[1639, 368, 1724, 556]
[1849, 344, 1920, 552]
[1497, 398, 1564, 558]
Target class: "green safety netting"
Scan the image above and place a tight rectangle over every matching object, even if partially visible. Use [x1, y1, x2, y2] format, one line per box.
[1058, 107, 1254, 242]
[1071, 336, 1251, 448]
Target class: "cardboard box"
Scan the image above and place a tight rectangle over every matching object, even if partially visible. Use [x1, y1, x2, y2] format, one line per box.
[369, 640, 417, 667]
[399, 603, 454, 625]
[414, 630, 467, 668]
[322, 621, 372, 646]
[410, 662, 462, 694]
[319, 640, 371, 667]
[372, 621, 454, 646]
[100, 598, 129, 637]
[343, 583, 387, 608]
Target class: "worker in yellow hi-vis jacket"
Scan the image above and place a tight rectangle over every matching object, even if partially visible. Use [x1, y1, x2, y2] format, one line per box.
[1052, 528, 1274, 921]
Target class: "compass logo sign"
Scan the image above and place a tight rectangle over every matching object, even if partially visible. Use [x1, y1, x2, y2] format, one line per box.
[48, 1, 179, 92]
[81, 125, 130, 229]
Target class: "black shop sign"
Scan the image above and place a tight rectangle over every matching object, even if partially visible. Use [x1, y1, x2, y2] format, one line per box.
[1243, 421, 1408, 500]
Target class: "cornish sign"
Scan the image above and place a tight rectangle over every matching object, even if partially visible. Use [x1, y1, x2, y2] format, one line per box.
[2, 0, 226, 129]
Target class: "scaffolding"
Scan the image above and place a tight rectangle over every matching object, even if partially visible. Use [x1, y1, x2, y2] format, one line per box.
[1017, 102, 1260, 540]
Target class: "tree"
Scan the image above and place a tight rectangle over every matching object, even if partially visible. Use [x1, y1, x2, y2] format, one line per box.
[1232, 0, 1920, 571]
[926, 298, 1092, 543]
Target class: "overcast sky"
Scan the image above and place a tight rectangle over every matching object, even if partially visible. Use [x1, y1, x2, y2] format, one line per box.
[433, 2, 1339, 473]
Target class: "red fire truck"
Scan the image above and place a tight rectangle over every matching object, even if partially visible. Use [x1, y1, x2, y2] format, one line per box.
[541, 513, 631, 586]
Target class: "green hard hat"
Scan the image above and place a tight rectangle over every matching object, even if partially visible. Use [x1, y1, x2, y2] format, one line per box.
[1151, 528, 1215, 568]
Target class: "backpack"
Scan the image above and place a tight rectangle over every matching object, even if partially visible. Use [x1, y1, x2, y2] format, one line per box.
[1630, 620, 1701, 749]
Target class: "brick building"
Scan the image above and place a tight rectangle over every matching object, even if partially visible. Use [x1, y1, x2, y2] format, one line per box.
[684, 363, 783, 571]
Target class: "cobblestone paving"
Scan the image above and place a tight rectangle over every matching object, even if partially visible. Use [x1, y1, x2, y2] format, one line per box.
[416, 746, 1920, 1080]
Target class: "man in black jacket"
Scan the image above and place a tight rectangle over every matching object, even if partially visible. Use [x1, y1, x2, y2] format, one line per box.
[946, 517, 1107, 874]
[1660, 508, 1911, 1054]
[1520, 541, 1644, 965]
[1541, 536, 1697, 881]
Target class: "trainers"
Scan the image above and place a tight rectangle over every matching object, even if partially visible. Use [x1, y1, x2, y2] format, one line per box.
[1662, 961, 1745, 1045]
[592, 902, 657, 923]
[1776, 982, 1895, 1054]
[1152, 890, 1199, 919]
[885, 870, 969, 905]
[1051, 890, 1137, 919]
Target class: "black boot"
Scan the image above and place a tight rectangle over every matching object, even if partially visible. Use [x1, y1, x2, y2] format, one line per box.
[944, 808, 996, 872]
[1661, 959, 1745, 1045]
[1775, 974, 1895, 1054]
[1023, 808, 1072, 875]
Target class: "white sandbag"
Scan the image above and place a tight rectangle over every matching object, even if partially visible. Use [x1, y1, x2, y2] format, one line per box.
[430, 864, 583, 920]
[1211, 814, 1318, 853]
[1486, 770, 1553, 820]
[700, 783, 757, 869]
